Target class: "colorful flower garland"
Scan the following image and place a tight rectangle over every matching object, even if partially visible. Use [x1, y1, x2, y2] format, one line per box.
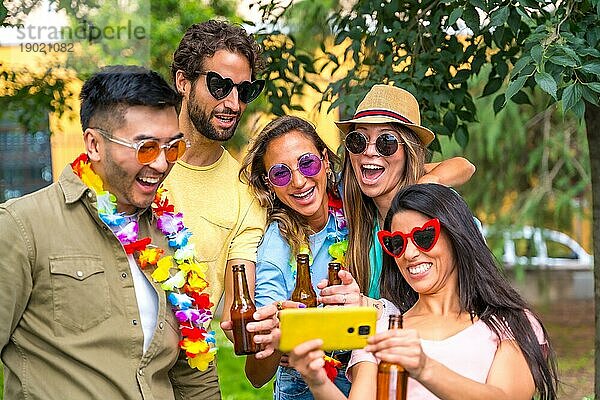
[286, 192, 349, 381]
[326, 193, 349, 266]
[323, 193, 349, 380]
[289, 192, 349, 276]
[71, 154, 216, 371]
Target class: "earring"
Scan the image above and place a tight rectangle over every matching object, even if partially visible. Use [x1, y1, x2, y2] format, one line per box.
[327, 169, 335, 182]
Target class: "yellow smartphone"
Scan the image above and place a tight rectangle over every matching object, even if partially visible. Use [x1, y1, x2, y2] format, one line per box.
[278, 306, 376, 353]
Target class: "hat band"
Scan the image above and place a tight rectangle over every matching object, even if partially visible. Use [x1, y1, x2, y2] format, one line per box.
[353, 109, 414, 125]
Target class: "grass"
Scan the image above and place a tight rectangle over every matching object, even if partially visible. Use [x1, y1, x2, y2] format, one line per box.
[215, 325, 275, 400]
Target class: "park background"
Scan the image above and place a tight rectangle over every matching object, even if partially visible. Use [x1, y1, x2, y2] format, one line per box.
[1, 0, 598, 398]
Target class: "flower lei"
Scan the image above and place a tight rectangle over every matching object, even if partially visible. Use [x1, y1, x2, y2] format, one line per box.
[322, 193, 349, 380]
[71, 154, 217, 371]
[287, 192, 349, 381]
[326, 194, 349, 265]
[289, 193, 349, 276]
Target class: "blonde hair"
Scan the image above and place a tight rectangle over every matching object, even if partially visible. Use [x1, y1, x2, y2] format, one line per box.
[342, 123, 427, 293]
[240, 116, 341, 256]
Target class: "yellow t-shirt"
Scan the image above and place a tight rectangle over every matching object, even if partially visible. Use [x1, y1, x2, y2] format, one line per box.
[162, 149, 266, 314]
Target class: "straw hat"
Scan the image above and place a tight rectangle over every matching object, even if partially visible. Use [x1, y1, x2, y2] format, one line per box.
[335, 84, 435, 146]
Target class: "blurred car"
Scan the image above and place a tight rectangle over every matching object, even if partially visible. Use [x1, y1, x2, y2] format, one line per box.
[482, 225, 593, 270]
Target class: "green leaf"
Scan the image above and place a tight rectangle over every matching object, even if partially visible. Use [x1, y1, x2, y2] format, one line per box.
[490, 6, 509, 27]
[450, 69, 471, 84]
[579, 48, 600, 57]
[511, 56, 532, 78]
[562, 83, 583, 112]
[571, 99, 585, 119]
[511, 90, 532, 105]
[469, 0, 488, 11]
[581, 61, 600, 76]
[428, 138, 442, 153]
[507, 7, 521, 35]
[443, 110, 457, 132]
[493, 93, 505, 114]
[530, 45, 543, 67]
[548, 55, 577, 67]
[504, 76, 528, 104]
[462, 7, 480, 34]
[482, 77, 503, 97]
[534, 72, 558, 99]
[586, 82, 600, 94]
[448, 8, 463, 26]
[581, 85, 599, 106]
[0, 3, 7, 25]
[455, 125, 469, 148]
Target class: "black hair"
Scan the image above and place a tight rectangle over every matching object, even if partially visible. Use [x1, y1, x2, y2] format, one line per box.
[380, 183, 558, 400]
[170, 20, 264, 84]
[80, 65, 180, 131]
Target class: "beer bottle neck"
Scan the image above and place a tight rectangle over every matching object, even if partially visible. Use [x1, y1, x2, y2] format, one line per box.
[297, 259, 310, 279]
[233, 269, 252, 305]
[388, 315, 403, 329]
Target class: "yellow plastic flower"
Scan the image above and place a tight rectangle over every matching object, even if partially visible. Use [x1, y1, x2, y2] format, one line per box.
[179, 260, 208, 278]
[151, 256, 173, 282]
[187, 272, 208, 292]
[188, 349, 216, 371]
[161, 270, 186, 291]
[181, 338, 209, 355]
[80, 163, 104, 193]
[138, 248, 164, 268]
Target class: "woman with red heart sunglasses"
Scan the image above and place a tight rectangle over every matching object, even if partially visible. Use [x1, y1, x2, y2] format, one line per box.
[287, 184, 558, 400]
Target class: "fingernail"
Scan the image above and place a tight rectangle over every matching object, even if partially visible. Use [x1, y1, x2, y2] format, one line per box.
[298, 303, 307, 308]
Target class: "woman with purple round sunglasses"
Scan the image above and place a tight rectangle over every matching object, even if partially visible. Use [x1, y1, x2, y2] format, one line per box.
[237, 115, 356, 399]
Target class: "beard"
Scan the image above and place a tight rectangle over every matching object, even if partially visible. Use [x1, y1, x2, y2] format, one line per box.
[188, 89, 240, 142]
[102, 148, 151, 212]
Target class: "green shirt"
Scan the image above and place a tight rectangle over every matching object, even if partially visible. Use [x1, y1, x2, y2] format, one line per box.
[368, 220, 383, 298]
[0, 166, 219, 400]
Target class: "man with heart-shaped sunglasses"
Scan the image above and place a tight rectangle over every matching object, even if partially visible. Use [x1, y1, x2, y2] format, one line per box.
[162, 20, 268, 396]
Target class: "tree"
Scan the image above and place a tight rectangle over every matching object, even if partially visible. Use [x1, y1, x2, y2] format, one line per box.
[254, 0, 599, 394]
[0, 0, 240, 134]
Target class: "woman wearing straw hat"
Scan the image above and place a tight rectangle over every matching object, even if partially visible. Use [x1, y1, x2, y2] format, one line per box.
[334, 84, 475, 299]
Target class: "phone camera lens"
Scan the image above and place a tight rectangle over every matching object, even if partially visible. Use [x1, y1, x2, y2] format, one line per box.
[347, 327, 355, 334]
[358, 325, 370, 335]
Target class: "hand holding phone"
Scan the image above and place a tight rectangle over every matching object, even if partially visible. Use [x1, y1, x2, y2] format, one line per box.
[278, 306, 376, 353]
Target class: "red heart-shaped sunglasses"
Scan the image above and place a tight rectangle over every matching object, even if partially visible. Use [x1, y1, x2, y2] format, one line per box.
[377, 218, 441, 258]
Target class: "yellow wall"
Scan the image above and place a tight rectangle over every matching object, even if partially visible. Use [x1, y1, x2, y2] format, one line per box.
[0, 45, 84, 181]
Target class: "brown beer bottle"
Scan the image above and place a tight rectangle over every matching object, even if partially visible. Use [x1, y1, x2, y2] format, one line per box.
[327, 262, 342, 286]
[291, 253, 317, 307]
[376, 314, 408, 400]
[230, 264, 259, 355]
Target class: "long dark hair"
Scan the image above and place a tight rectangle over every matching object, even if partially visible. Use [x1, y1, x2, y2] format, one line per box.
[380, 183, 558, 400]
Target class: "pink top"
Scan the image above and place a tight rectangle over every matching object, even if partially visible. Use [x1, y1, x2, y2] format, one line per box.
[347, 299, 546, 399]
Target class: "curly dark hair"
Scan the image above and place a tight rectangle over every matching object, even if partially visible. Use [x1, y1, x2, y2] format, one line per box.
[170, 20, 265, 84]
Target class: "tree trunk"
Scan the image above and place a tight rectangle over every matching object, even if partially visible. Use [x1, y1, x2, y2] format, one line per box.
[585, 100, 600, 398]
